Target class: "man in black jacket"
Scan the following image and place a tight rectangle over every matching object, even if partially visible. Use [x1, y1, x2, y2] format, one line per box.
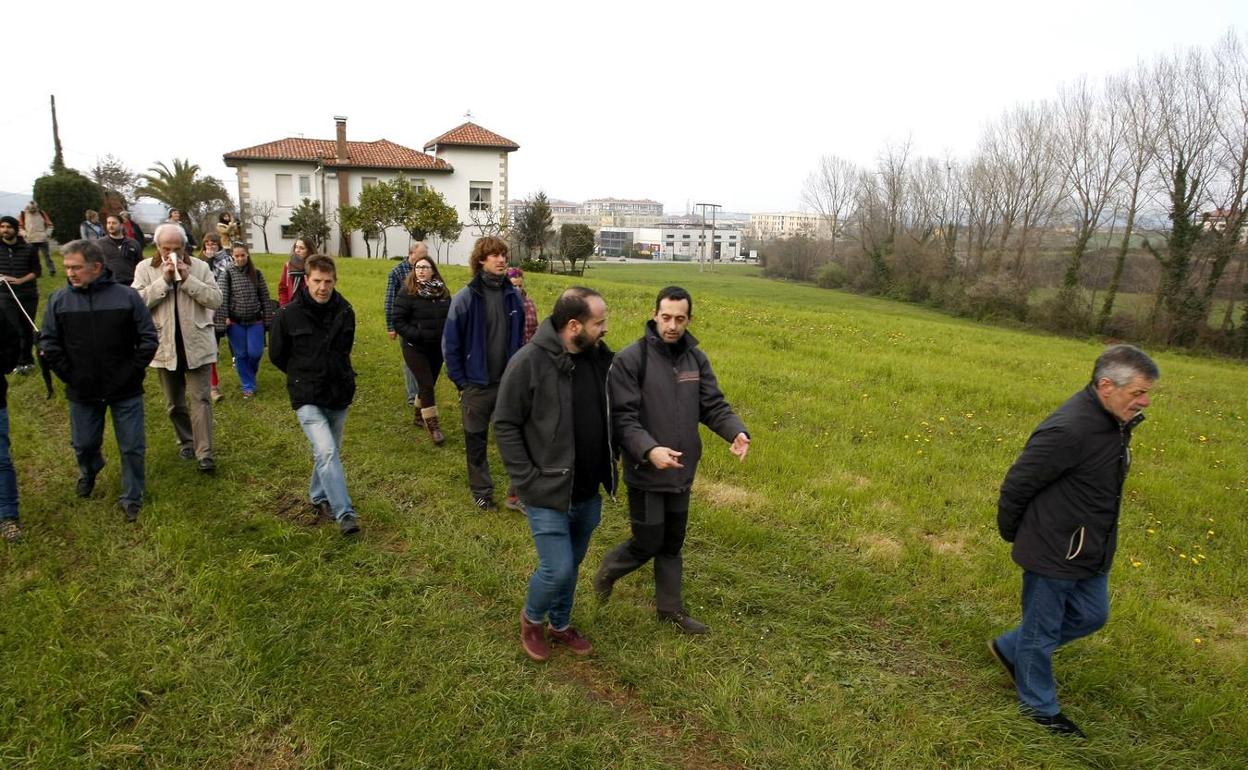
[0, 215, 41, 374]
[495, 287, 613, 662]
[38, 239, 159, 523]
[594, 286, 749, 634]
[98, 213, 144, 286]
[269, 255, 361, 536]
[990, 344, 1159, 739]
[0, 310, 21, 541]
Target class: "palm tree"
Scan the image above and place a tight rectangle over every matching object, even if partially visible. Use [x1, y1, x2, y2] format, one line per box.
[137, 159, 232, 235]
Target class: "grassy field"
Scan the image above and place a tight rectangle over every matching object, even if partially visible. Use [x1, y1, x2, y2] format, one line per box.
[2, 257, 1245, 769]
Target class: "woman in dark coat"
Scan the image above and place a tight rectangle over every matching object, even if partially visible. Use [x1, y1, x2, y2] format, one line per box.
[391, 255, 451, 444]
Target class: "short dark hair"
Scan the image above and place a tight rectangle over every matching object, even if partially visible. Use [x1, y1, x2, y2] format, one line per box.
[551, 286, 603, 331]
[305, 254, 336, 278]
[469, 236, 509, 275]
[62, 239, 105, 266]
[1092, 344, 1159, 386]
[104, 213, 123, 226]
[655, 285, 692, 316]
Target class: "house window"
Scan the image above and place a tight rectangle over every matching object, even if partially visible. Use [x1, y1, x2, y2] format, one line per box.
[470, 181, 492, 211]
[276, 174, 293, 207]
[298, 175, 311, 196]
[280, 224, 298, 239]
[362, 176, 379, 189]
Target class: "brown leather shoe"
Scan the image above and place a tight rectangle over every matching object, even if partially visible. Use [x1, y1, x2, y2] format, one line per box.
[520, 611, 550, 662]
[547, 625, 592, 655]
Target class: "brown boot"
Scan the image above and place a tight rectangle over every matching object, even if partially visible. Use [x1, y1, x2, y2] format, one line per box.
[412, 405, 425, 428]
[422, 406, 445, 445]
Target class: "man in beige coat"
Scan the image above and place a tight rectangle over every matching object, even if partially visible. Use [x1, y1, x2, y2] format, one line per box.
[132, 223, 223, 471]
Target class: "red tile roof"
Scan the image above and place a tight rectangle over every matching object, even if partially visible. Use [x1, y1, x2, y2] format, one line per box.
[423, 122, 520, 151]
[223, 138, 452, 171]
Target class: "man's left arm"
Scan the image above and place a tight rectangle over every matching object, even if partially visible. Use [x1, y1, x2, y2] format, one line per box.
[997, 424, 1079, 542]
[696, 351, 749, 452]
[492, 354, 538, 487]
[384, 270, 400, 335]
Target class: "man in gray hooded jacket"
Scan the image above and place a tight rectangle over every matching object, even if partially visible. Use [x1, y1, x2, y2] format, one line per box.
[594, 285, 749, 634]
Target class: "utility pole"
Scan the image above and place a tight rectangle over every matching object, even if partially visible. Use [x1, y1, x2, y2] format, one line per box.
[695, 202, 721, 273]
[50, 95, 65, 173]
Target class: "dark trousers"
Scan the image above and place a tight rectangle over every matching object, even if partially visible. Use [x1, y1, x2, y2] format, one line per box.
[402, 343, 444, 409]
[32, 241, 53, 274]
[598, 487, 691, 614]
[1, 295, 37, 367]
[460, 384, 499, 499]
[68, 395, 146, 508]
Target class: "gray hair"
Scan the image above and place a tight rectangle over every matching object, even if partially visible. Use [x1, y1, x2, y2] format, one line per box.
[1092, 344, 1160, 387]
[154, 222, 188, 246]
[61, 239, 105, 266]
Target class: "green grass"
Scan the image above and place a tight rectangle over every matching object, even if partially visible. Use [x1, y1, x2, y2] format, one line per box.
[2, 258, 1245, 768]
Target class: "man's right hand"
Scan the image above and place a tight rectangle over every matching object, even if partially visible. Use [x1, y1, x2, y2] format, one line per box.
[647, 446, 684, 470]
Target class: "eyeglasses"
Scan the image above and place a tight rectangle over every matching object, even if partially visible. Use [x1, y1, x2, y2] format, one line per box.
[414, 265, 433, 271]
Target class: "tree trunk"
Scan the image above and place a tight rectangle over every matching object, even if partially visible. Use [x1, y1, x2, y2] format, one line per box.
[1221, 254, 1246, 330]
[1097, 202, 1137, 334]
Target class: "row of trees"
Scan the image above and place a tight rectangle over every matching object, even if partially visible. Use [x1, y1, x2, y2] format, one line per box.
[787, 30, 1248, 355]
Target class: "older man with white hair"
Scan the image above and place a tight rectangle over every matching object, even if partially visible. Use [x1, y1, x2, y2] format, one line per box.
[132, 223, 223, 472]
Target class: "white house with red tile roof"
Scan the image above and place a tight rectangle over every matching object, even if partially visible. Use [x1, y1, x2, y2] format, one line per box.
[223, 117, 518, 263]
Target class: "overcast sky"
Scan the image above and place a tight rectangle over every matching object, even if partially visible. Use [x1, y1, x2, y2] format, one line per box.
[3, 0, 1245, 216]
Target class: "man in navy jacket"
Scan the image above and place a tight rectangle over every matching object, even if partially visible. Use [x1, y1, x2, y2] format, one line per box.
[990, 344, 1159, 739]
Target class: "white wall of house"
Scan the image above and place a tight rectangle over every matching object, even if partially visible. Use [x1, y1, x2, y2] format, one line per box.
[237, 161, 324, 255]
[426, 146, 510, 265]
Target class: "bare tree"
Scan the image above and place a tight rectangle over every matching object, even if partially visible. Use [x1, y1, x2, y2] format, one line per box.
[802, 155, 859, 261]
[248, 199, 277, 253]
[1201, 31, 1248, 318]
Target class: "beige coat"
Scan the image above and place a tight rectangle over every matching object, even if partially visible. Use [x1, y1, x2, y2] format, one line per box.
[132, 257, 223, 370]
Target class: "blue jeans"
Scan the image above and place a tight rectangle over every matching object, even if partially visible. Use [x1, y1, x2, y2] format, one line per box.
[295, 404, 354, 520]
[523, 495, 602, 630]
[0, 406, 17, 521]
[68, 396, 146, 508]
[226, 322, 266, 394]
[995, 571, 1110, 716]
[402, 351, 418, 404]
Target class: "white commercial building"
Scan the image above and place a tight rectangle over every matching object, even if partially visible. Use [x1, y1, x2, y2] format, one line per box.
[600, 223, 742, 261]
[748, 211, 830, 239]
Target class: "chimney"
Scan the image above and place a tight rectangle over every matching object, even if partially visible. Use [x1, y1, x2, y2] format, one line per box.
[334, 115, 348, 161]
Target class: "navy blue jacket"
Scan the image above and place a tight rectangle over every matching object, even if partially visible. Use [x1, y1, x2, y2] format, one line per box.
[38, 272, 158, 403]
[998, 384, 1145, 579]
[441, 272, 524, 389]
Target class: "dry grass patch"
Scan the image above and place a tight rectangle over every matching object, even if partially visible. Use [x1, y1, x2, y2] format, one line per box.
[697, 479, 765, 510]
[855, 533, 905, 564]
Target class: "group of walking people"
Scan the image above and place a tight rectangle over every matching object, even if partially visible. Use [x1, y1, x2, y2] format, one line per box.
[1, 217, 1164, 740]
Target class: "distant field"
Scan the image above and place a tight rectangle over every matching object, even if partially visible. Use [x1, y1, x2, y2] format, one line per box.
[2, 259, 1244, 768]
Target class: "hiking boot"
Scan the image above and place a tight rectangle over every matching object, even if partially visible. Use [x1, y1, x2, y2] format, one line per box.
[473, 496, 498, 512]
[504, 494, 525, 513]
[988, 639, 1016, 687]
[412, 407, 425, 428]
[592, 564, 614, 603]
[0, 519, 22, 543]
[178, 446, 195, 460]
[422, 407, 444, 445]
[210, 387, 224, 404]
[76, 474, 96, 498]
[1031, 711, 1087, 739]
[339, 513, 361, 536]
[658, 610, 708, 635]
[198, 457, 216, 474]
[548, 625, 593, 655]
[123, 503, 141, 523]
[520, 611, 550, 662]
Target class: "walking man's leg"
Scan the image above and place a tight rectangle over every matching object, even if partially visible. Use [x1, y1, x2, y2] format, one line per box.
[159, 369, 194, 457]
[67, 400, 107, 495]
[110, 395, 146, 515]
[460, 385, 498, 505]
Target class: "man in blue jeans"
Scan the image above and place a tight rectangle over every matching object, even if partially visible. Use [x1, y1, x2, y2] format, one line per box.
[0, 310, 21, 541]
[494, 287, 613, 661]
[992, 344, 1160, 739]
[269, 254, 361, 536]
[39, 239, 159, 523]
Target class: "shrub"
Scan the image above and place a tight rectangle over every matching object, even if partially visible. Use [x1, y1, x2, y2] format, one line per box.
[816, 261, 847, 289]
[33, 170, 103, 243]
[519, 257, 548, 273]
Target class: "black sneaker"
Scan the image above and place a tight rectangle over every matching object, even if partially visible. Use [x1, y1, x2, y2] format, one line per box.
[76, 474, 96, 498]
[178, 446, 195, 460]
[988, 639, 1016, 687]
[1031, 711, 1087, 739]
[198, 457, 216, 473]
[123, 503, 141, 523]
[658, 610, 708, 635]
[592, 564, 614, 602]
[473, 496, 498, 512]
[339, 513, 361, 536]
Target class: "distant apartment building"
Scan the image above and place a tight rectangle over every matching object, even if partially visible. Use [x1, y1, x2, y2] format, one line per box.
[748, 211, 831, 240]
[507, 196, 666, 231]
[600, 223, 742, 261]
[583, 198, 664, 216]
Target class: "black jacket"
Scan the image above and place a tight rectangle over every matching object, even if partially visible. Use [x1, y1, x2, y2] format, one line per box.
[610, 321, 747, 494]
[392, 289, 450, 351]
[38, 273, 158, 403]
[269, 288, 356, 410]
[96, 236, 144, 286]
[0, 237, 40, 301]
[0, 310, 18, 408]
[997, 384, 1145, 579]
[494, 318, 616, 510]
